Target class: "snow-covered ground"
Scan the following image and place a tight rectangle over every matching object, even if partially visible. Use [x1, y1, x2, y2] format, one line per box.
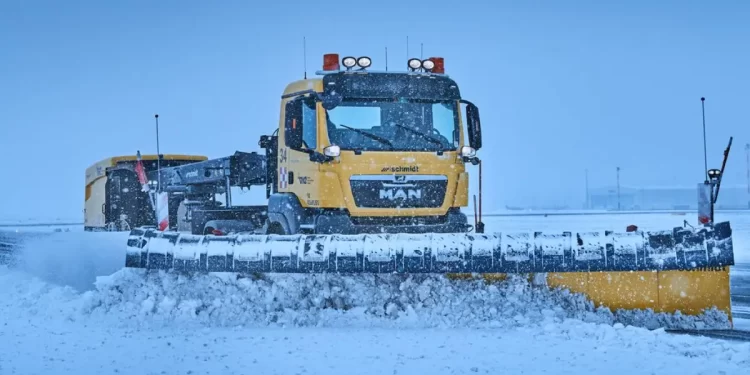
[1, 213, 750, 374]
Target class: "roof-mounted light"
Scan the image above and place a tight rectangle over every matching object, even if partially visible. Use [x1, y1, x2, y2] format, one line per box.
[357, 56, 372, 69]
[429, 57, 445, 74]
[708, 168, 721, 181]
[323, 53, 340, 71]
[342, 56, 357, 70]
[407, 57, 444, 73]
[408, 58, 422, 71]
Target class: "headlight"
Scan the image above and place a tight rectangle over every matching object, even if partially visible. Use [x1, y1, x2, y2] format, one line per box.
[324, 145, 341, 157]
[357, 56, 372, 68]
[342, 56, 357, 69]
[422, 59, 435, 71]
[460, 146, 476, 157]
[408, 58, 422, 70]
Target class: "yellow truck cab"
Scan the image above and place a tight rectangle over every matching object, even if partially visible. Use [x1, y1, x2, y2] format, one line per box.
[265, 54, 483, 235]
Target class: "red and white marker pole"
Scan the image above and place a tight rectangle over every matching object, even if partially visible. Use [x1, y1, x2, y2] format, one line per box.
[135, 150, 156, 212]
[156, 191, 169, 231]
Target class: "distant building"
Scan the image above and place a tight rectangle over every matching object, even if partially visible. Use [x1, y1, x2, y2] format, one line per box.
[587, 185, 750, 210]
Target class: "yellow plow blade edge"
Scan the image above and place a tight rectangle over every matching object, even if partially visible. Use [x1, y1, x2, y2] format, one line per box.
[448, 267, 732, 321]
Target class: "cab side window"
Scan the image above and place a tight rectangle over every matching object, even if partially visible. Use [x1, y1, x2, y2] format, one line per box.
[284, 97, 317, 149]
[302, 99, 317, 148]
[285, 99, 302, 149]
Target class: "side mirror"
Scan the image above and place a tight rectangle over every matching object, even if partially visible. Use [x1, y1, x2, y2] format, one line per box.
[318, 91, 343, 110]
[308, 152, 333, 163]
[464, 101, 482, 150]
[284, 100, 304, 150]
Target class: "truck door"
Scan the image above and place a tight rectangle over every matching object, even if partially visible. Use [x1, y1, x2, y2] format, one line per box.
[282, 96, 320, 205]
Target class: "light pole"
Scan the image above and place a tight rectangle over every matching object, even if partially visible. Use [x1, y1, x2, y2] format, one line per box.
[616, 167, 621, 211]
[701, 97, 709, 182]
[694, 97, 733, 225]
[585, 169, 590, 209]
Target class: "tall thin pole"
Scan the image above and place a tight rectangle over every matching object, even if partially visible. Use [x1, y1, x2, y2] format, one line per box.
[616, 167, 621, 211]
[303, 36, 307, 79]
[585, 169, 590, 209]
[155, 114, 161, 192]
[746, 143, 750, 208]
[701, 97, 708, 182]
[385, 47, 388, 71]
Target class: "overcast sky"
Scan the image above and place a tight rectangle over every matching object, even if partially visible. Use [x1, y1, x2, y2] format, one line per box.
[1, 0, 748, 220]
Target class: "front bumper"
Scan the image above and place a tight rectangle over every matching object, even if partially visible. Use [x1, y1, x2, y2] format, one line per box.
[313, 208, 470, 235]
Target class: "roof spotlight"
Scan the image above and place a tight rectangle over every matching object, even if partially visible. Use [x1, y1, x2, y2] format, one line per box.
[357, 56, 372, 68]
[408, 58, 422, 70]
[421, 59, 435, 71]
[342, 56, 357, 69]
[707, 168, 721, 181]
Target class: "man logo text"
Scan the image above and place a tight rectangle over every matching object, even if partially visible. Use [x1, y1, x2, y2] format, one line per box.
[379, 188, 422, 200]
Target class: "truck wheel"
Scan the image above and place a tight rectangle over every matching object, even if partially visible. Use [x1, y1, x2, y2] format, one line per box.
[265, 221, 285, 235]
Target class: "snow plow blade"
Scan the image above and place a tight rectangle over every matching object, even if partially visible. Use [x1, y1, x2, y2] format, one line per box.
[124, 221, 735, 319]
[125, 221, 734, 274]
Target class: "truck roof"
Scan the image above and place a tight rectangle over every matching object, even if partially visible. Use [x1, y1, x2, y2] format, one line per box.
[282, 78, 323, 97]
[85, 154, 208, 187]
[282, 71, 461, 101]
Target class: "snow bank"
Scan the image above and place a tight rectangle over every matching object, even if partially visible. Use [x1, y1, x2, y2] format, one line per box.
[2, 265, 748, 375]
[68, 269, 729, 331]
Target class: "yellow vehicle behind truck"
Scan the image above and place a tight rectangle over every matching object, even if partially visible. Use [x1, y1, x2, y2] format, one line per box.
[120, 53, 736, 324]
[84, 154, 207, 231]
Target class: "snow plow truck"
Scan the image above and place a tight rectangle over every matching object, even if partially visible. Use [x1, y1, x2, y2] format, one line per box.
[93, 54, 735, 322]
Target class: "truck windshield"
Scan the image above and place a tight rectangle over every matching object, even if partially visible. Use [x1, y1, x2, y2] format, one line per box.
[324, 99, 459, 152]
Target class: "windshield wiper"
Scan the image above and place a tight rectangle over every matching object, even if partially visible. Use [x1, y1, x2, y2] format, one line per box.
[338, 124, 394, 149]
[394, 124, 444, 147]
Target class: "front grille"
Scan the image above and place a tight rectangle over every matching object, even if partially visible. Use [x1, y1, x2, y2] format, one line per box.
[350, 215, 448, 226]
[349, 175, 448, 208]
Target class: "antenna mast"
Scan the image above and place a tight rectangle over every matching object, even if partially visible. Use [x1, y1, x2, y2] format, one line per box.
[701, 97, 708, 182]
[405, 36, 411, 69]
[385, 47, 388, 71]
[420, 42, 423, 59]
[385, 47, 388, 72]
[303, 36, 307, 79]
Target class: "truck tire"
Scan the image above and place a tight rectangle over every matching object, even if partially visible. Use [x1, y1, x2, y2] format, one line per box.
[267, 193, 306, 234]
[264, 220, 286, 235]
